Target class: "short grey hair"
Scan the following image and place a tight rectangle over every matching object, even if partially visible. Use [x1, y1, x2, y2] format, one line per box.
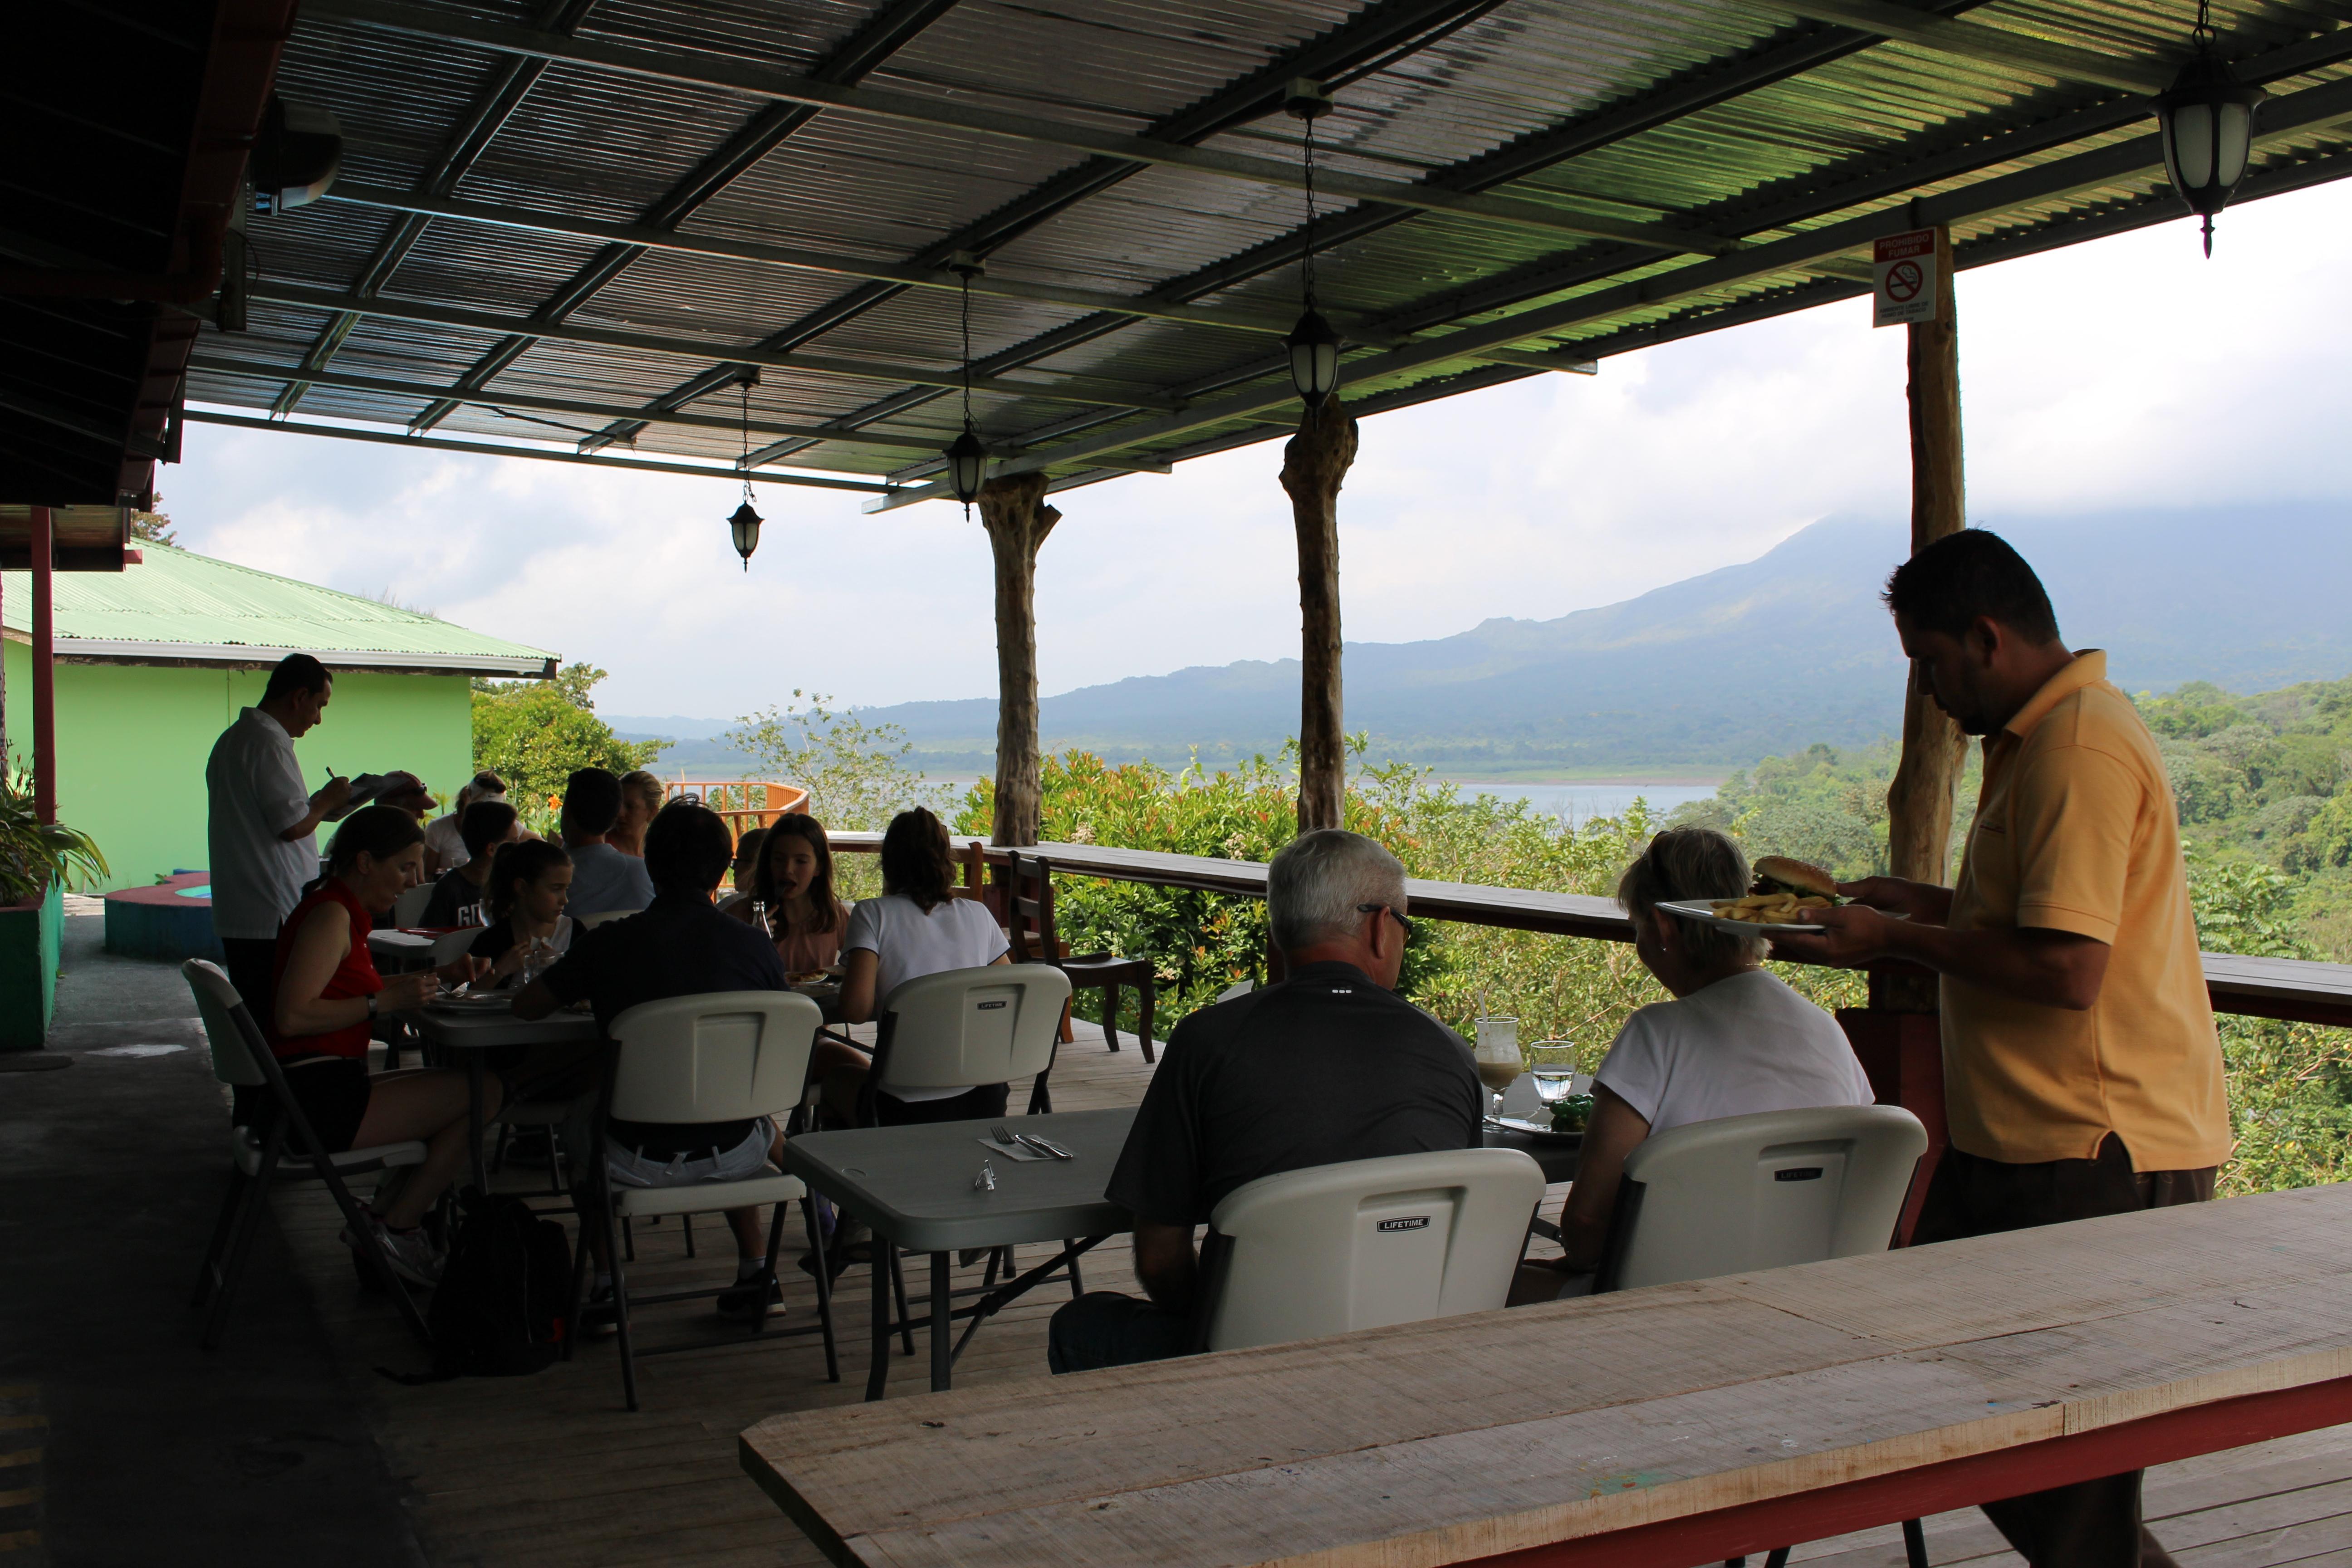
[1269, 829, 1407, 952]
[1616, 828, 1765, 966]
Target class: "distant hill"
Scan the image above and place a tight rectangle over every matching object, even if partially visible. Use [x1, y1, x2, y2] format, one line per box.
[615, 504, 2352, 777]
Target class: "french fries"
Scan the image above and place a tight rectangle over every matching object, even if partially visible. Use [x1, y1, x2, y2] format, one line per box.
[1708, 890, 1835, 926]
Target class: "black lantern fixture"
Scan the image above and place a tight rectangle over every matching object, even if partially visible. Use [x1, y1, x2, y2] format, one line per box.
[727, 375, 761, 570]
[2154, 0, 2266, 256]
[942, 256, 988, 511]
[1284, 78, 1343, 408]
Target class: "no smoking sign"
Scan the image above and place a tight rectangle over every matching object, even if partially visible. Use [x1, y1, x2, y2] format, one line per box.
[1872, 228, 1940, 327]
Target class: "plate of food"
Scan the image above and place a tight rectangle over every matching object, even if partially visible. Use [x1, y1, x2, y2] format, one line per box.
[426, 990, 513, 1012]
[1494, 1115, 1585, 1143]
[1659, 856, 1853, 936]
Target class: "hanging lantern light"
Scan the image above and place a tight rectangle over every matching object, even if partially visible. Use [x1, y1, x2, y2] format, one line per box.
[727, 373, 761, 570]
[728, 497, 762, 568]
[942, 256, 989, 512]
[1284, 78, 1344, 408]
[2154, 0, 2266, 256]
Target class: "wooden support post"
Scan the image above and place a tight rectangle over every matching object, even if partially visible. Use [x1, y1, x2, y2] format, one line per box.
[30, 505, 57, 826]
[1880, 226, 1966, 1014]
[978, 472, 1058, 849]
[1278, 396, 1357, 833]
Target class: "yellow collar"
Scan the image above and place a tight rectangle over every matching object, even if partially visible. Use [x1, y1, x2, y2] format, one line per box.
[2002, 649, 2106, 742]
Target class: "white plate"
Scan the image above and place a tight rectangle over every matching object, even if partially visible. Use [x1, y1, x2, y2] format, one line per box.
[427, 992, 513, 1011]
[1657, 900, 1910, 938]
[1494, 1115, 1583, 1142]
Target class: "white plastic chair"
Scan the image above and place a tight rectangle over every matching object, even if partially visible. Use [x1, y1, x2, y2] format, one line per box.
[1589, 1104, 1929, 1568]
[860, 963, 1072, 1124]
[390, 881, 434, 929]
[182, 960, 432, 1351]
[1198, 1147, 1547, 1352]
[574, 989, 835, 1409]
[429, 927, 482, 966]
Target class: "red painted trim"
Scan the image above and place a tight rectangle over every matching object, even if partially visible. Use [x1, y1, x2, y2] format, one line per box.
[30, 506, 56, 824]
[1466, 1374, 2352, 1568]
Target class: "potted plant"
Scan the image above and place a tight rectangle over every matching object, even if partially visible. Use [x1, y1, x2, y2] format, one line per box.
[0, 762, 108, 1052]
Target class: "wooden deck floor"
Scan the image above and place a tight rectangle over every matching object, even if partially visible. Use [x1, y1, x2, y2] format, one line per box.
[274, 1030, 2352, 1568]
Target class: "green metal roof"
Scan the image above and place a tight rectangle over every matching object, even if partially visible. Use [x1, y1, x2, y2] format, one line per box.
[0, 544, 556, 677]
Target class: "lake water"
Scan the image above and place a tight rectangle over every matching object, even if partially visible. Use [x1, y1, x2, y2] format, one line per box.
[916, 776, 1720, 826]
[1440, 780, 1720, 824]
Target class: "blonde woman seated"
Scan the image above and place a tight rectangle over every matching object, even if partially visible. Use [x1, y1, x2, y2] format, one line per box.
[1513, 828, 1873, 1303]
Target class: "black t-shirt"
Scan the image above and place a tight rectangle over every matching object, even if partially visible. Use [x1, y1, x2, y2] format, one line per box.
[540, 892, 792, 1157]
[1105, 961, 1484, 1228]
[420, 865, 488, 928]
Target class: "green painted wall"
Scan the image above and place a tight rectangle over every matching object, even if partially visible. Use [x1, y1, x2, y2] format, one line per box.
[1, 646, 472, 892]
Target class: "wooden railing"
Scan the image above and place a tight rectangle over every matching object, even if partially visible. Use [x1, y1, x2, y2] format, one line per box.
[666, 779, 808, 843]
[828, 832, 2352, 1029]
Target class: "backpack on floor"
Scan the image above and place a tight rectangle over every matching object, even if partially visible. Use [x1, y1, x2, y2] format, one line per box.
[399, 1189, 571, 1380]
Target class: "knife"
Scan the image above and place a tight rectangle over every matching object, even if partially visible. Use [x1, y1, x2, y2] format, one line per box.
[1016, 1132, 1074, 1160]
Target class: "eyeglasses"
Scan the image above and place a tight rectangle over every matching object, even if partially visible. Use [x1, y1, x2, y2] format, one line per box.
[1357, 902, 1416, 941]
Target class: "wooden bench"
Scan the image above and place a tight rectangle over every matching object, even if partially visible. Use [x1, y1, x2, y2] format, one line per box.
[741, 1182, 2352, 1568]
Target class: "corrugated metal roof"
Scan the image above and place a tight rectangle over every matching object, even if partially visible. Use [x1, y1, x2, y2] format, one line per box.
[0, 545, 556, 675]
[187, 0, 2352, 505]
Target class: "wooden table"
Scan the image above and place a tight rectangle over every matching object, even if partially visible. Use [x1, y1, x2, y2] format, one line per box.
[741, 1181, 2352, 1568]
[403, 998, 603, 1191]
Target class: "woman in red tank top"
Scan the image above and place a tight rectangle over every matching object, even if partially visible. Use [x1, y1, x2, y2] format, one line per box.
[267, 806, 503, 1286]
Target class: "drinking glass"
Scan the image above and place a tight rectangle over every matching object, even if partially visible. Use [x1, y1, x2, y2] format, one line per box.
[1528, 1042, 1578, 1107]
[1473, 1015, 1520, 1096]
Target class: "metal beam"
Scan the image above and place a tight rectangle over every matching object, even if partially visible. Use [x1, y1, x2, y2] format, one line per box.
[275, 0, 601, 416]
[245, 282, 1187, 410]
[307, 0, 1748, 257]
[404, 0, 963, 436]
[185, 356, 1182, 471]
[863, 72, 2352, 510]
[181, 408, 896, 490]
[1756, 0, 2171, 93]
[316, 180, 1606, 381]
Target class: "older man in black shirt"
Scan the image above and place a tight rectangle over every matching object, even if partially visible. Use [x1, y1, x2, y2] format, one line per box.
[1049, 828, 1483, 1372]
[514, 799, 793, 1319]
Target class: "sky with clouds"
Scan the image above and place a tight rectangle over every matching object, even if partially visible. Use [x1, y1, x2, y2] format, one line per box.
[163, 178, 2352, 722]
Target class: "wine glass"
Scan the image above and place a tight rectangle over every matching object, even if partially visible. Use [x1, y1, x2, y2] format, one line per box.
[1473, 1015, 1520, 1120]
[1528, 1042, 1578, 1108]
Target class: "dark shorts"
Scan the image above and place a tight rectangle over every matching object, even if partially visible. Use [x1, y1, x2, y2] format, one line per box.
[875, 1082, 1010, 1127]
[233, 1055, 373, 1155]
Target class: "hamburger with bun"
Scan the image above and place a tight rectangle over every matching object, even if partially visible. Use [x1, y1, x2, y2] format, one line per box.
[1749, 856, 1840, 906]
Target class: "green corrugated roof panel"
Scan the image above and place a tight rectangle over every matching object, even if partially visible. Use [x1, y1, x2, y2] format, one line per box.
[0, 544, 555, 676]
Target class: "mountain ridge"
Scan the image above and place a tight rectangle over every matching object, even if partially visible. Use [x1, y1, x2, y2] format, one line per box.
[617, 505, 2352, 775]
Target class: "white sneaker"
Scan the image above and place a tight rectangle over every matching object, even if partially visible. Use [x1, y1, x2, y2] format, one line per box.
[351, 1217, 443, 1287]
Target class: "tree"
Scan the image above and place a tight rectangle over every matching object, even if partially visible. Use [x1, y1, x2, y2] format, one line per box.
[470, 664, 666, 822]
[131, 495, 177, 548]
[723, 691, 949, 832]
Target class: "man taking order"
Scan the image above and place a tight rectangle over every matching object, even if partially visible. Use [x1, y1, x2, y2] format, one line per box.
[1773, 529, 2227, 1568]
[206, 653, 353, 1017]
[1048, 829, 1483, 1373]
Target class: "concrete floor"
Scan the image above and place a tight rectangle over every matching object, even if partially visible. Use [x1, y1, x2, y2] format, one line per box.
[0, 915, 423, 1568]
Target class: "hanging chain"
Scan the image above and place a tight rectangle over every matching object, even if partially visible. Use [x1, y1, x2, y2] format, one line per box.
[739, 377, 754, 501]
[1301, 115, 1319, 309]
[960, 270, 975, 430]
[2193, 0, 2215, 44]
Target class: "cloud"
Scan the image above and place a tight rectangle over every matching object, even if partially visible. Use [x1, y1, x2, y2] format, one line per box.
[165, 179, 2352, 717]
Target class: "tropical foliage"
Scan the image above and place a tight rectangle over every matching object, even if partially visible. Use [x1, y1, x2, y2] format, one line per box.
[471, 665, 667, 829]
[0, 758, 108, 903]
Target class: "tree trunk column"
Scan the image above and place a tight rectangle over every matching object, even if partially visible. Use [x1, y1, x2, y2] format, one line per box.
[1279, 397, 1357, 833]
[1881, 226, 1967, 1012]
[31, 505, 57, 826]
[979, 472, 1059, 848]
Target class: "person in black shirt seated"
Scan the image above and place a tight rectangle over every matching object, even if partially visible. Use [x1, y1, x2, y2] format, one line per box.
[1048, 828, 1483, 1373]
[465, 838, 573, 984]
[418, 799, 521, 928]
[513, 799, 795, 1321]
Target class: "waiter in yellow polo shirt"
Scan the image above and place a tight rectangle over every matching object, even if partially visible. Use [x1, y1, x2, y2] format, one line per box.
[1777, 529, 2228, 1568]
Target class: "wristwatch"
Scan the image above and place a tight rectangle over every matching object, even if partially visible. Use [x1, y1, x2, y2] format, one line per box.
[365, 993, 379, 1018]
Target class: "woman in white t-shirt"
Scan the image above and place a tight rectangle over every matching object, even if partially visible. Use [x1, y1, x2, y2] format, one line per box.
[833, 807, 1010, 1125]
[1516, 828, 1873, 1300]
